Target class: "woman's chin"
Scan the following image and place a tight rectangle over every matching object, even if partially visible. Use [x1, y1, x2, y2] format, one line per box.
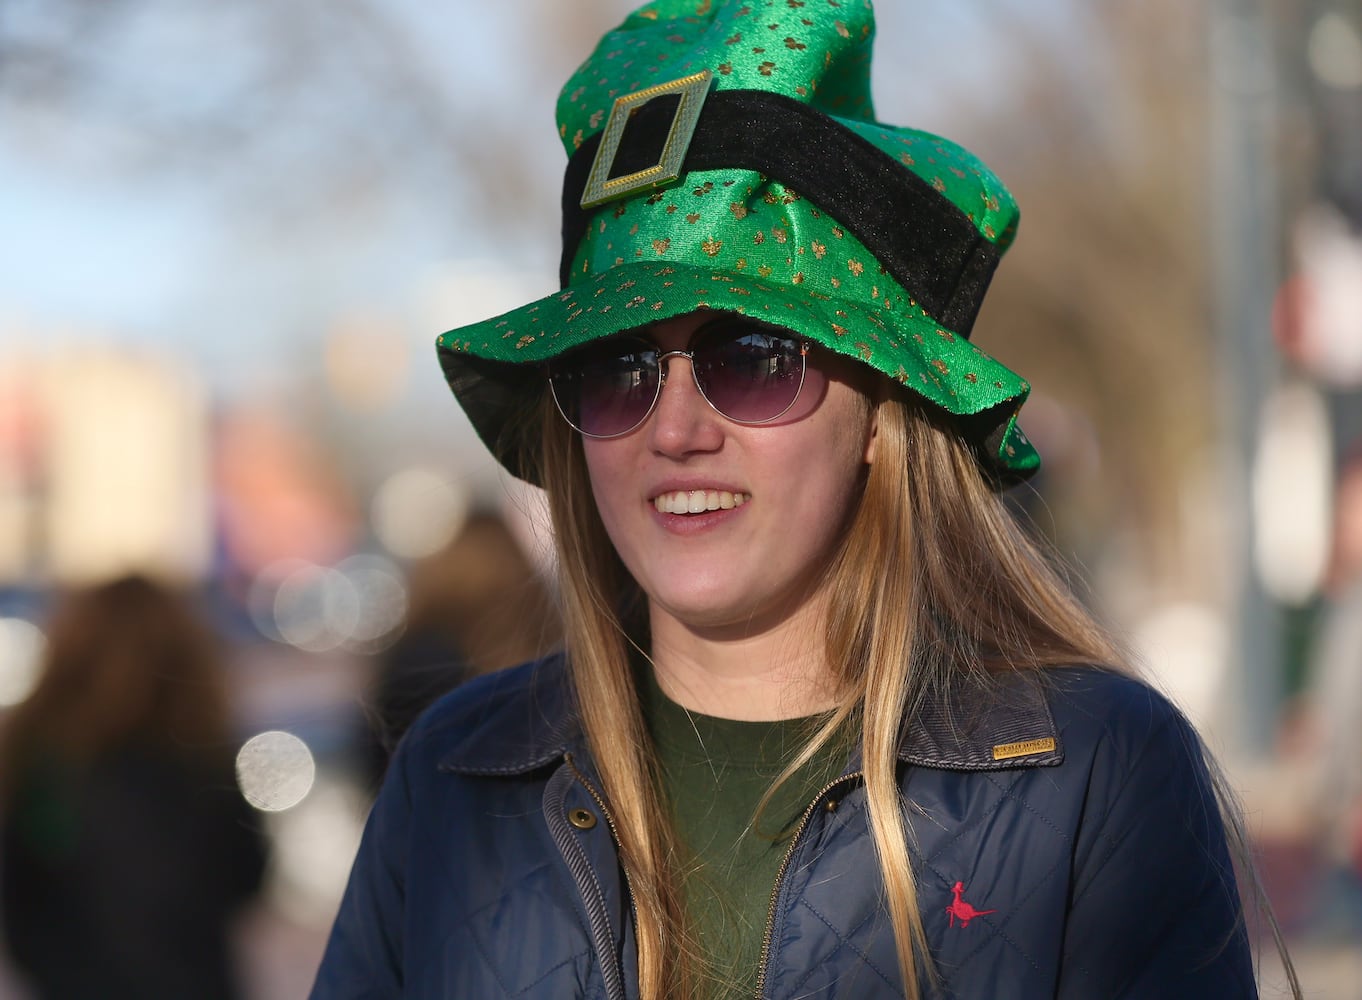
[647, 587, 807, 642]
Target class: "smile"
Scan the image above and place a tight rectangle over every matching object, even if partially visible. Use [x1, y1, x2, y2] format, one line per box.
[652, 489, 749, 514]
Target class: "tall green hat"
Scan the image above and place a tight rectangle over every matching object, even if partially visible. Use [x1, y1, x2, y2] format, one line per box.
[437, 0, 1038, 486]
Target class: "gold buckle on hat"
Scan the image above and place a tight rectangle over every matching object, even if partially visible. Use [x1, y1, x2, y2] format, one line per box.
[580, 69, 712, 209]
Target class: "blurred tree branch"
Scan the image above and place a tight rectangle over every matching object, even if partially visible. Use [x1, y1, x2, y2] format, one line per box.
[955, 0, 1220, 597]
[0, 0, 564, 248]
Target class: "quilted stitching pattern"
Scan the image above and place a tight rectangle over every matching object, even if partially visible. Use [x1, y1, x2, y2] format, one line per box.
[911, 770, 1065, 982]
[315, 663, 1255, 999]
[769, 731, 1084, 995]
[453, 858, 595, 996]
[791, 897, 898, 994]
[940, 772, 1068, 972]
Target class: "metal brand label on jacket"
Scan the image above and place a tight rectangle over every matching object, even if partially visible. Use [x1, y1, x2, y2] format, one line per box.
[991, 737, 1057, 760]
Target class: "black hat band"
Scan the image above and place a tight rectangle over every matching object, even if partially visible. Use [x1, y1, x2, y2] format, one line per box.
[560, 88, 1002, 337]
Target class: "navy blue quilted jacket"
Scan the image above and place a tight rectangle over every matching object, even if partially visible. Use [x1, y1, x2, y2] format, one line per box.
[311, 657, 1256, 998]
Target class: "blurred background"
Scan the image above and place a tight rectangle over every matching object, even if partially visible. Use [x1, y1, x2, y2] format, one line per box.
[1, 0, 1360, 995]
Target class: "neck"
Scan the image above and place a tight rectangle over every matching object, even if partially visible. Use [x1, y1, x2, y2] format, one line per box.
[647, 597, 839, 721]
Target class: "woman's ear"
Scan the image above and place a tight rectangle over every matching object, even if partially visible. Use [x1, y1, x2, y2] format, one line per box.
[860, 374, 893, 465]
[863, 398, 879, 465]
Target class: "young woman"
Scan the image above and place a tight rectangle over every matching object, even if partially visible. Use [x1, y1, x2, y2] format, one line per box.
[313, 3, 1294, 997]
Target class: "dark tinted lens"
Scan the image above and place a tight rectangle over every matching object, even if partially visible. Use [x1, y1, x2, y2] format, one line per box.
[691, 322, 806, 423]
[549, 339, 660, 437]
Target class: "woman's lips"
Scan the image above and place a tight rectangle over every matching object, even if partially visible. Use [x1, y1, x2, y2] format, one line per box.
[651, 489, 749, 514]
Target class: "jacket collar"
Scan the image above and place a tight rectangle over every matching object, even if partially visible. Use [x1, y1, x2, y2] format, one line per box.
[898, 670, 1063, 770]
[435, 654, 583, 776]
[438, 655, 1063, 776]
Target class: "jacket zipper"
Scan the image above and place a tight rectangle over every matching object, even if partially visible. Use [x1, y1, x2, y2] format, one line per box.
[754, 771, 863, 999]
[564, 753, 640, 998]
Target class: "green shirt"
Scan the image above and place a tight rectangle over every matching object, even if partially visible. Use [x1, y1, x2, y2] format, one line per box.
[640, 669, 851, 998]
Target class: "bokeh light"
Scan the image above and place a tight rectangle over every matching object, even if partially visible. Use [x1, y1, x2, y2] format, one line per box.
[246, 558, 309, 643]
[335, 553, 407, 652]
[0, 617, 45, 708]
[272, 564, 360, 653]
[235, 730, 317, 812]
[371, 467, 469, 560]
[1308, 12, 1362, 90]
[323, 313, 410, 412]
[246, 555, 408, 652]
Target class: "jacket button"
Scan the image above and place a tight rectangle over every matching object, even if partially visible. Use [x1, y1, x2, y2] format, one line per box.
[824, 798, 839, 813]
[568, 807, 598, 830]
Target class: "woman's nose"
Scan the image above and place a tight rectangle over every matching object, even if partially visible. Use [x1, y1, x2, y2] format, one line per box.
[646, 354, 725, 457]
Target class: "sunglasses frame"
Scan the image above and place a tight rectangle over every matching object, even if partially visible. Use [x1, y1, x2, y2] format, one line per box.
[547, 319, 813, 439]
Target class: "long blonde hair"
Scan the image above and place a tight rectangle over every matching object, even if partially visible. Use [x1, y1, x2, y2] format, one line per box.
[531, 377, 1290, 998]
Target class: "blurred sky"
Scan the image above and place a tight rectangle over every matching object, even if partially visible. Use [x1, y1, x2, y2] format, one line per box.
[0, 0, 1082, 394]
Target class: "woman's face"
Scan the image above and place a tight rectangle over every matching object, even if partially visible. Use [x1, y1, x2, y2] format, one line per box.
[581, 311, 878, 640]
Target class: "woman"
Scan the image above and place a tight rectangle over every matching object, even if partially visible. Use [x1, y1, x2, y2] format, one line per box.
[313, 3, 1293, 997]
[0, 575, 267, 1000]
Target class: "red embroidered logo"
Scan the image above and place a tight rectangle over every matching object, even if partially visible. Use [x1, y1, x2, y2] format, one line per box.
[945, 881, 996, 928]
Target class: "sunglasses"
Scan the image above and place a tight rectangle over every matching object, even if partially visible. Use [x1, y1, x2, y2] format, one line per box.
[547, 317, 815, 439]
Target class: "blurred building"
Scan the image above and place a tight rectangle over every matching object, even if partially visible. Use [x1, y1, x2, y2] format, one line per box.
[0, 344, 211, 588]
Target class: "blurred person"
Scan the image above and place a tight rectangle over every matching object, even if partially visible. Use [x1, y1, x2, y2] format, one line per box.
[313, 3, 1296, 997]
[364, 509, 562, 780]
[0, 574, 267, 1000]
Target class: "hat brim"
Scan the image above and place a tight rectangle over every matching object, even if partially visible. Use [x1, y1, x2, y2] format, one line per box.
[436, 259, 1038, 487]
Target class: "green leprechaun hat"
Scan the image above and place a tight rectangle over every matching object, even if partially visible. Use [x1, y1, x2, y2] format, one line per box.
[437, 0, 1039, 486]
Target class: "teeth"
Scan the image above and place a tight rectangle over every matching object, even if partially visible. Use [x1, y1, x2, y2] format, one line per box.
[653, 489, 748, 514]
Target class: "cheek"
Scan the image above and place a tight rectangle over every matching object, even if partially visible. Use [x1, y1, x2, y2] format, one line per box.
[802, 398, 875, 529]
[763, 421, 869, 537]
[582, 440, 632, 543]
[803, 438, 870, 532]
